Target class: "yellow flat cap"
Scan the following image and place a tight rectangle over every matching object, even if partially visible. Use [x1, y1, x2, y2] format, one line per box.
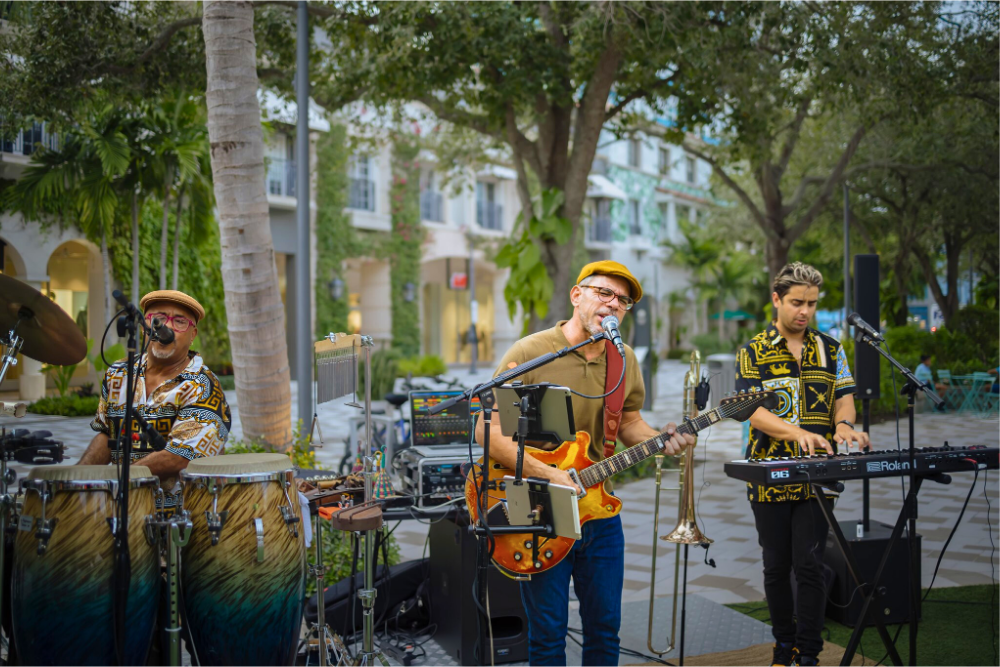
[576, 260, 643, 303]
[139, 290, 206, 323]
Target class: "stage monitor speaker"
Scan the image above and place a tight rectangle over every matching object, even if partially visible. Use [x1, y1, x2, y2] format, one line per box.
[430, 517, 529, 665]
[824, 520, 921, 627]
[853, 254, 881, 399]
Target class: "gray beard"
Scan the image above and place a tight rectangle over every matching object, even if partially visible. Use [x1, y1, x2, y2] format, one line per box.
[579, 311, 603, 338]
[148, 343, 174, 360]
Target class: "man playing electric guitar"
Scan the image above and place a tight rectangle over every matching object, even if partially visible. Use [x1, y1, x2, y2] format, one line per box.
[474, 261, 695, 666]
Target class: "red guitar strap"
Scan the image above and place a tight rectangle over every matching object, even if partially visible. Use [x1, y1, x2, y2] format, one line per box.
[603, 340, 626, 459]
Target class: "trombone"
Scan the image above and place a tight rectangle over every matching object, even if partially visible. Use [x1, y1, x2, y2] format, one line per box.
[647, 350, 712, 658]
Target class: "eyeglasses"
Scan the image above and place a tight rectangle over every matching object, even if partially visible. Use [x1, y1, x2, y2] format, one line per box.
[578, 285, 635, 311]
[145, 312, 194, 333]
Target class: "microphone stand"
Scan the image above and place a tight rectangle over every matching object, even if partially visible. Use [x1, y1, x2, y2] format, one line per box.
[110, 290, 155, 665]
[847, 331, 944, 666]
[427, 331, 605, 666]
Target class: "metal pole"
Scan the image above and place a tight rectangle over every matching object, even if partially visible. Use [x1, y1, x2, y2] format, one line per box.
[843, 184, 850, 338]
[468, 242, 478, 374]
[296, 0, 313, 428]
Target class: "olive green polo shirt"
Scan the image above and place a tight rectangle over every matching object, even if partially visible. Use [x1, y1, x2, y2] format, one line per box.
[491, 321, 645, 465]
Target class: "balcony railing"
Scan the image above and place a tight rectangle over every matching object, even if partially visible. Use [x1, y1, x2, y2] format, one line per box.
[477, 201, 503, 231]
[266, 157, 296, 198]
[349, 178, 376, 211]
[420, 190, 443, 222]
[2, 122, 59, 156]
[589, 217, 612, 244]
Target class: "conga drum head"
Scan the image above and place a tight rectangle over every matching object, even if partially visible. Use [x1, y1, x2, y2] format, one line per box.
[181, 454, 306, 666]
[13, 464, 160, 666]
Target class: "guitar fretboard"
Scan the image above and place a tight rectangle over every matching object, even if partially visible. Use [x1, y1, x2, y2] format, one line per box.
[577, 401, 741, 489]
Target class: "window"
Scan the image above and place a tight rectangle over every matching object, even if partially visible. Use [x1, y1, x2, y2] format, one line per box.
[348, 155, 375, 211]
[658, 146, 670, 175]
[685, 155, 696, 184]
[591, 200, 612, 243]
[420, 170, 443, 222]
[476, 182, 502, 230]
[629, 199, 642, 235]
[628, 138, 642, 168]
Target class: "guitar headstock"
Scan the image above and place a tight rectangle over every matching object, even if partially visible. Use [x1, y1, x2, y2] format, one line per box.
[719, 388, 777, 422]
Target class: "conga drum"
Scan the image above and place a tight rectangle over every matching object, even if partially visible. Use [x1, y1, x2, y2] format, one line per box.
[11, 465, 160, 665]
[180, 454, 306, 666]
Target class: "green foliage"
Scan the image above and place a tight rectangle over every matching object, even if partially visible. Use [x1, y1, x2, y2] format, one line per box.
[107, 196, 230, 369]
[90, 341, 126, 376]
[305, 525, 401, 598]
[495, 189, 570, 333]
[314, 124, 355, 338]
[388, 137, 425, 356]
[666, 349, 692, 361]
[690, 332, 742, 358]
[359, 350, 403, 402]
[397, 355, 447, 379]
[215, 375, 236, 391]
[842, 312, 999, 419]
[226, 420, 318, 469]
[28, 394, 100, 417]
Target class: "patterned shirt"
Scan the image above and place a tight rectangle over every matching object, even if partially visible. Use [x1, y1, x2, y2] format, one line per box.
[735, 323, 856, 502]
[91, 352, 231, 469]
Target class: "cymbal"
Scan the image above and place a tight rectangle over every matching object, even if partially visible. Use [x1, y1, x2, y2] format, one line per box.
[0, 274, 88, 366]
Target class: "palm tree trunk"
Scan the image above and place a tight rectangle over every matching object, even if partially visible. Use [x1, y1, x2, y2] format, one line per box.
[203, 0, 292, 449]
[171, 184, 185, 291]
[131, 191, 140, 300]
[160, 166, 173, 290]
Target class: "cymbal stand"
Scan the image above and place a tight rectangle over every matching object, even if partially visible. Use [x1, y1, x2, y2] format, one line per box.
[0, 309, 28, 658]
[353, 336, 387, 667]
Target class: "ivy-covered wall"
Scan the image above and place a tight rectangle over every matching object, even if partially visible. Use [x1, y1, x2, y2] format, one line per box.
[314, 124, 354, 338]
[387, 137, 424, 356]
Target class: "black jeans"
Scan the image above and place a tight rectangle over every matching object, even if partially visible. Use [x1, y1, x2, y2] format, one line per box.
[751, 498, 832, 657]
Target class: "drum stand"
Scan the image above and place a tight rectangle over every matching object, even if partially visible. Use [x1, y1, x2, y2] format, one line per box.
[0, 315, 26, 657]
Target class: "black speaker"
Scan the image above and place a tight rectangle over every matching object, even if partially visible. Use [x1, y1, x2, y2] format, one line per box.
[824, 520, 921, 627]
[430, 517, 529, 665]
[853, 254, 881, 399]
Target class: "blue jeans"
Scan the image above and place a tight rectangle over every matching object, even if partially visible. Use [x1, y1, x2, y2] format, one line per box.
[519, 514, 624, 666]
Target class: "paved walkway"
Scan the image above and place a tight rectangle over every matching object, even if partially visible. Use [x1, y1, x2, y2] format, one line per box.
[4, 359, 997, 608]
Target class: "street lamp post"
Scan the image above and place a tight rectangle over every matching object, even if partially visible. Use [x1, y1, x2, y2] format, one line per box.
[468, 234, 478, 374]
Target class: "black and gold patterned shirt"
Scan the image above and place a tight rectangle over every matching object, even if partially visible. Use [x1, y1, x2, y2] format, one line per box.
[735, 323, 856, 502]
[91, 352, 232, 467]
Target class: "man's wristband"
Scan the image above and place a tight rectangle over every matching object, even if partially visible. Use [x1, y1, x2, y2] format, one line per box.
[836, 420, 854, 430]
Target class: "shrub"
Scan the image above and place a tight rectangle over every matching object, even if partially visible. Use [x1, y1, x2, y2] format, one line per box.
[28, 395, 100, 417]
[666, 348, 692, 360]
[216, 375, 236, 391]
[360, 349, 402, 400]
[397, 354, 447, 378]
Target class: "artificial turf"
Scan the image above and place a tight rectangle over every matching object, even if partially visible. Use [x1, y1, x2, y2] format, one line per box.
[726, 584, 999, 666]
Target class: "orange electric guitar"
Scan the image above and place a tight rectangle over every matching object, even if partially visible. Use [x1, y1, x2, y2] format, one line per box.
[464, 390, 777, 576]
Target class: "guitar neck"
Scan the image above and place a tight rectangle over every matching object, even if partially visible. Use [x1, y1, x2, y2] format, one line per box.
[578, 404, 731, 489]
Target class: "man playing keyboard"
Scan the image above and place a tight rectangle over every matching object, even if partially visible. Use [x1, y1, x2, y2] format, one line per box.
[734, 262, 870, 666]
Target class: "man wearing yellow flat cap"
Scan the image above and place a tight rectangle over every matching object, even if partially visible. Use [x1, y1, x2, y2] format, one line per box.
[474, 260, 695, 665]
[79, 290, 231, 500]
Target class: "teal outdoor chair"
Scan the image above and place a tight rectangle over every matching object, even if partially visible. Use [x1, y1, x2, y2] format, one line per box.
[961, 372, 993, 413]
[936, 370, 961, 411]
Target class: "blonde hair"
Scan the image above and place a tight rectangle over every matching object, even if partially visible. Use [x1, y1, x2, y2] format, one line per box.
[772, 262, 823, 299]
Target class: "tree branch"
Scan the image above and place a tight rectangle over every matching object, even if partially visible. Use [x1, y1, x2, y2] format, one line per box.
[684, 144, 768, 228]
[604, 68, 679, 122]
[417, 96, 500, 140]
[785, 122, 871, 242]
[776, 97, 812, 178]
[105, 15, 202, 75]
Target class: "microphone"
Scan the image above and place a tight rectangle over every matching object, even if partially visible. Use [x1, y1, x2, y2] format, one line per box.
[601, 315, 626, 357]
[150, 318, 175, 344]
[847, 312, 883, 342]
[1, 402, 27, 418]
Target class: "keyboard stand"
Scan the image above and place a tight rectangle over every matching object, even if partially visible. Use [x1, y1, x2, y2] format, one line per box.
[813, 472, 949, 667]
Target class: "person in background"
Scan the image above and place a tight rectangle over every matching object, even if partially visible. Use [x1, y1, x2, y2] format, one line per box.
[914, 354, 949, 397]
